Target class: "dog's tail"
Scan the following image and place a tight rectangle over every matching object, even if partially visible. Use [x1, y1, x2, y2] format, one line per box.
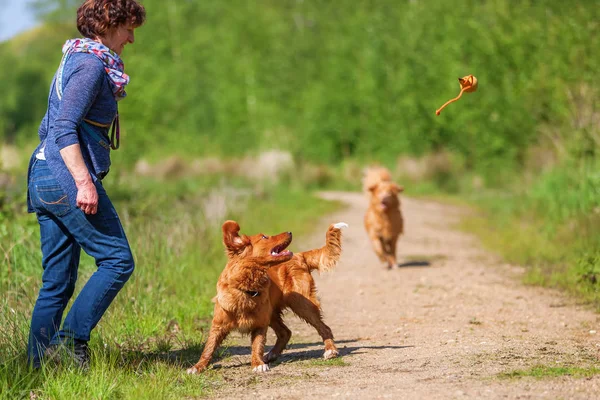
[302, 222, 348, 273]
[362, 166, 392, 193]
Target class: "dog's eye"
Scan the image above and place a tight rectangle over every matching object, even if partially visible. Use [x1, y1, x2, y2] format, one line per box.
[261, 235, 268, 239]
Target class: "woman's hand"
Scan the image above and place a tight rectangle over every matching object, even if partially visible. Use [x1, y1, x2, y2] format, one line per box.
[76, 180, 98, 214]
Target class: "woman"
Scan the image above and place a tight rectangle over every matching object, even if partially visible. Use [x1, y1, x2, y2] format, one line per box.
[26, 0, 146, 368]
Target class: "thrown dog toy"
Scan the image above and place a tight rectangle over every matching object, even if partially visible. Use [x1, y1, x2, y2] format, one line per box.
[436, 75, 478, 115]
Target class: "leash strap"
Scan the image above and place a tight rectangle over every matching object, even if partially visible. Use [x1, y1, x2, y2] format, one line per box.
[110, 112, 120, 150]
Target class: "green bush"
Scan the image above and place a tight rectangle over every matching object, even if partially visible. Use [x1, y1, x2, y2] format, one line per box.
[2, 0, 598, 185]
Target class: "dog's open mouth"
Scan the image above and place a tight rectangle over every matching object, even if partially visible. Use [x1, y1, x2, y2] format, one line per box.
[271, 239, 292, 257]
[380, 194, 396, 209]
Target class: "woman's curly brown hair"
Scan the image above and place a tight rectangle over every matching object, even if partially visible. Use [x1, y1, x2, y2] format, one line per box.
[77, 0, 146, 39]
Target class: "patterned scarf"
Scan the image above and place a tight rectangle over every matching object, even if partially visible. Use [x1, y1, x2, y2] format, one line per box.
[59, 38, 129, 101]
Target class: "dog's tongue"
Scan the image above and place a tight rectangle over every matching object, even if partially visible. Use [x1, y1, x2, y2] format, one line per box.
[380, 202, 388, 210]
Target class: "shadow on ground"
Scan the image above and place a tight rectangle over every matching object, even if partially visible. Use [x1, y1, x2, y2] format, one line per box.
[397, 260, 431, 268]
[396, 253, 448, 268]
[117, 338, 414, 370]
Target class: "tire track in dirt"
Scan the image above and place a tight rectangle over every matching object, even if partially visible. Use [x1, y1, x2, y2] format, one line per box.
[207, 192, 600, 399]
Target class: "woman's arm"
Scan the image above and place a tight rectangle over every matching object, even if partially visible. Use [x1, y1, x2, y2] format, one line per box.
[53, 56, 106, 150]
[60, 144, 98, 215]
[53, 56, 107, 215]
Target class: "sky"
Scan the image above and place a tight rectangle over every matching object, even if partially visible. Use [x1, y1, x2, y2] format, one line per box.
[0, 0, 39, 42]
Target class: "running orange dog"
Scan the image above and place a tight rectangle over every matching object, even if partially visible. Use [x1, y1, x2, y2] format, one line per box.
[187, 220, 347, 374]
[363, 167, 404, 269]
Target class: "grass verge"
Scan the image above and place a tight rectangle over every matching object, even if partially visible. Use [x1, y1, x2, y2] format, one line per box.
[451, 161, 600, 310]
[499, 365, 600, 380]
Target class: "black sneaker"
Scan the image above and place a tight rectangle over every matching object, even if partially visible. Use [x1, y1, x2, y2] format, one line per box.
[45, 340, 90, 370]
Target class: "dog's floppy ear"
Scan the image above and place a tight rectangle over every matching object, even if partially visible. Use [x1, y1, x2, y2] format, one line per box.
[222, 220, 249, 257]
[392, 183, 404, 194]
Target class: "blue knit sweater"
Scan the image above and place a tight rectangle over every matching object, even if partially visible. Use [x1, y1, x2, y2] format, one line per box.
[27, 52, 118, 213]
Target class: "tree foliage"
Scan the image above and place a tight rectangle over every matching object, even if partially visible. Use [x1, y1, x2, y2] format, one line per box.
[1, 0, 598, 184]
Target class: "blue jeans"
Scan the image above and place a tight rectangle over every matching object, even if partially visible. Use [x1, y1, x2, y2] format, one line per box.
[27, 159, 134, 366]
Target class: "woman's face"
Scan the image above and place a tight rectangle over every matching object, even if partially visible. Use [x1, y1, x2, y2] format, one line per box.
[98, 24, 135, 55]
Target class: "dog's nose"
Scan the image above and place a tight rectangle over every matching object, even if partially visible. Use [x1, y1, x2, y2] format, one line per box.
[287, 232, 292, 238]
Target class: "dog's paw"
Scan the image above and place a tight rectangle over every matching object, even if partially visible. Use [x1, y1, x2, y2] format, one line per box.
[187, 366, 201, 375]
[263, 351, 278, 363]
[323, 349, 339, 360]
[252, 363, 270, 373]
[332, 222, 349, 230]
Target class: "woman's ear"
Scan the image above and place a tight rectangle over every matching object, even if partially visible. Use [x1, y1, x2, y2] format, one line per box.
[222, 220, 248, 257]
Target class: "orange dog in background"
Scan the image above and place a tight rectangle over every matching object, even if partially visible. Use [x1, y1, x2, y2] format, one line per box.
[363, 167, 404, 269]
[187, 220, 347, 374]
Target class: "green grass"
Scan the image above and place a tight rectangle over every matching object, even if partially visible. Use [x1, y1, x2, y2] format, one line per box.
[461, 203, 600, 309]
[500, 365, 600, 380]
[456, 160, 600, 309]
[0, 173, 342, 400]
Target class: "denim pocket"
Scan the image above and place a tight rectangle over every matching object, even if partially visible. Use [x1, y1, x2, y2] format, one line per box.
[35, 184, 71, 217]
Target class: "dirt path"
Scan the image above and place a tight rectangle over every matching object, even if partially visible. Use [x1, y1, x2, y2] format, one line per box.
[207, 192, 600, 399]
